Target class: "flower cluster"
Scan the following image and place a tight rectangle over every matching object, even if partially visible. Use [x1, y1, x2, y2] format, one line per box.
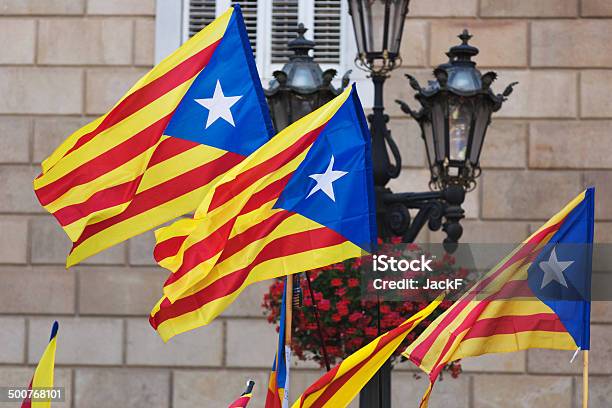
[262, 239, 467, 373]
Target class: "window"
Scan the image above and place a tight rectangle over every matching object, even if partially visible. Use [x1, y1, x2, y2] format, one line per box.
[155, 0, 371, 105]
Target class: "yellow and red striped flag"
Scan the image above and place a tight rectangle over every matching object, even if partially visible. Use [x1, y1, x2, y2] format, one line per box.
[292, 296, 442, 408]
[33, 5, 273, 267]
[22, 322, 58, 408]
[149, 85, 377, 341]
[228, 380, 255, 408]
[403, 188, 594, 407]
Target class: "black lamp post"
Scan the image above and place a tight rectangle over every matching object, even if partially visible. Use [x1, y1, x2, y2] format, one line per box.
[346, 0, 516, 403]
[265, 24, 350, 132]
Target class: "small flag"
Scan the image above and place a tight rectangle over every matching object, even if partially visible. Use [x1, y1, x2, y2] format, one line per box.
[265, 278, 291, 408]
[22, 322, 59, 408]
[149, 84, 377, 341]
[33, 5, 273, 267]
[403, 188, 594, 407]
[292, 297, 442, 408]
[228, 380, 255, 408]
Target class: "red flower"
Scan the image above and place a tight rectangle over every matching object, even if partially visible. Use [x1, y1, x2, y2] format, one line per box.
[318, 299, 331, 311]
[337, 305, 349, 317]
[335, 287, 347, 296]
[263, 254, 463, 371]
[364, 327, 378, 337]
[349, 312, 362, 323]
[407, 243, 421, 251]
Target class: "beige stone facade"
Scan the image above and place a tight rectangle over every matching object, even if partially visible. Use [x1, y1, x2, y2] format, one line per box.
[0, 0, 610, 407]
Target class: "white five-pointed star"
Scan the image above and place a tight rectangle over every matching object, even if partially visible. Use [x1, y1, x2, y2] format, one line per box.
[539, 247, 573, 289]
[306, 156, 348, 202]
[195, 80, 242, 129]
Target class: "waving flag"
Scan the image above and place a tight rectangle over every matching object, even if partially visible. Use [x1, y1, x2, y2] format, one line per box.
[22, 322, 59, 408]
[149, 85, 376, 341]
[403, 188, 594, 407]
[228, 380, 255, 408]
[292, 296, 442, 408]
[33, 5, 273, 267]
[266, 278, 291, 408]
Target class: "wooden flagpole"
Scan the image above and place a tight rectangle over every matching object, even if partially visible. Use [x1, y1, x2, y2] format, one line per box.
[582, 350, 589, 408]
[285, 275, 293, 345]
[283, 276, 294, 408]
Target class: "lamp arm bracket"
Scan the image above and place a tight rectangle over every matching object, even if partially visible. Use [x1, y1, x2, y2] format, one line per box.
[384, 127, 402, 179]
[382, 190, 444, 206]
[402, 199, 445, 243]
[381, 189, 465, 252]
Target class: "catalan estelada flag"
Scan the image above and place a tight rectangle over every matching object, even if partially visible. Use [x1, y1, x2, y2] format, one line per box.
[149, 85, 376, 341]
[33, 5, 273, 267]
[292, 296, 442, 408]
[403, 188, 595, 407]
[228, 380, 255, 408]
[22, 322, 58, 408]
[266, 278, 290, 408]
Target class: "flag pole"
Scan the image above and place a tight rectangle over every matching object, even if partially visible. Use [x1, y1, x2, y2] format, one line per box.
[285, 275, 293, 345]
[582, 350, 589, 408]
[284, 275, 294, 407]
[304, 271, 331, 371]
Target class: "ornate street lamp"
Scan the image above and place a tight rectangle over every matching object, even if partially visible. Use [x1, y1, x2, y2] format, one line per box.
[347, 0, 411, 191]
[265, 24, 350, 132]
[388, 30, 517, 252]
[396, 30, 518, 192]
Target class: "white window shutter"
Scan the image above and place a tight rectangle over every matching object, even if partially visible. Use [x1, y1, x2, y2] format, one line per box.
[187, 0, 259, 55]
[235, 0, 260, 55]
[270, 0, 299, 63]
[312, 0, 341, 64]
[187, 0, 217, 37]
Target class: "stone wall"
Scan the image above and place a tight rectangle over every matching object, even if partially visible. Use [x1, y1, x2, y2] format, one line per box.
[0, 0, 610, 407]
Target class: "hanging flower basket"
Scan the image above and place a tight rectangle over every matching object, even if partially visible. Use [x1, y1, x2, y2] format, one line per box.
[262, 240, 467, 374]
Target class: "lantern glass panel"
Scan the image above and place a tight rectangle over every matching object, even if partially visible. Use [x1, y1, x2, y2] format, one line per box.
[349, 0, 369, 55]
[389, 0, 410, 54]
[467, 98, 491, 165]
[422, 120, 435, 167]
[448, 97, 472, 162]
[431, 101, 446, 163]
[368, 2, 384, 54]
